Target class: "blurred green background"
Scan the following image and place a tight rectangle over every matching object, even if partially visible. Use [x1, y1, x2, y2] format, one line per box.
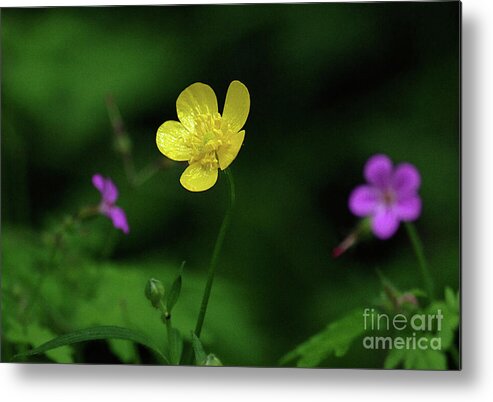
[1, 2, 460, 367]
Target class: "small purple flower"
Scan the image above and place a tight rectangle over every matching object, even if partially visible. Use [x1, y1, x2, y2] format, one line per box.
[92, 174, 129, 234]
[349, 154, 421, 240]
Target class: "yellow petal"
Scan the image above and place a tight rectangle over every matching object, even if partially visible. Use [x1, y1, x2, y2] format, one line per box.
[156, 120, 192, 161]
[180, 162, 218, 192]
[176, 82, 218, 132]
[221, 80, 250, 133]
[217, 130, 245, 170]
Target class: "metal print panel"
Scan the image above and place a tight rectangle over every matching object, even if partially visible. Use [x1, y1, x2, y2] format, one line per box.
[1, 1, 461, 369]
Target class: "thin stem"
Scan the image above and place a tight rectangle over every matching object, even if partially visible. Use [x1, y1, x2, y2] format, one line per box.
[165, 318, 173, 341]
[105, 95, 137, 184]
[159, 301, 175, 364]
[404, 222, 435, 301]
[106, 95, 170, 188]
[193, 169, 236, 339]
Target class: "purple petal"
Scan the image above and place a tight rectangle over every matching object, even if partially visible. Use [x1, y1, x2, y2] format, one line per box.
[92, 174, 105, 195]
[395, 195, 422, 221]
[108, 206, 129, 234]
[364, 154, 393, 189]
[392, 163, 421, 197]
[102, 177, 118, 204]
[371, 208, 400, 240]
[92, 174, 119, 204]
[349, 185, 379, 217]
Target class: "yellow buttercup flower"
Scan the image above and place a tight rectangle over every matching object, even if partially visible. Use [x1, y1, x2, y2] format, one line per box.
[156, 80, 250, 192]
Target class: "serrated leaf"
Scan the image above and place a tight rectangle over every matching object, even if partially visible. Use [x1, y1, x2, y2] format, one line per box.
[427, 301, 459, 350]
[404, 348, 447, 370]
[15, 326, 168, 363]
[280, 310, 364, 367]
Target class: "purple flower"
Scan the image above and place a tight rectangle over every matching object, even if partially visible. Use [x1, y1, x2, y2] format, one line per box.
[92, 174, 129, 234]
[349, 154, 421, 240]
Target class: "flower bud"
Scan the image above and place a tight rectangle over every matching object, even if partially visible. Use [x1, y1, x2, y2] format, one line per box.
[332, 218, 371, 258]
[145, 278, 165, 309]
[204, 354, 223, 366]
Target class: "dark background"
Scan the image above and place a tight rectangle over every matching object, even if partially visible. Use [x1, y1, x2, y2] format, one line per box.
[1, 2, 460, 367]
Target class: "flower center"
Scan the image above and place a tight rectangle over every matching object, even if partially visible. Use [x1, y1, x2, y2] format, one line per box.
[381, 189, 396, 207]
[187, 113, 231, 169]
[99, 200, 114, 217]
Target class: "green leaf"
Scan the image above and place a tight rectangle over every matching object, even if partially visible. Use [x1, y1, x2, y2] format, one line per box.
[427, 301, 459, 350]
[166, 261, 185, 313]
[15, 326, 168, 363]
[69, 261, 263, 365]
[385, 341, 447, 370]
[384, 348, 406, 369]
[445, 287, 459, 312]
[191, 332, 207, 365]
[280, 310, 364, 367]
[384, 291, 459, 370]
[191, 333, 223, 366]
[404, 348, 447, 370]
[5, 320, 74, 363]
[3, 229, 264, 365]
[108, 339, 139, 364]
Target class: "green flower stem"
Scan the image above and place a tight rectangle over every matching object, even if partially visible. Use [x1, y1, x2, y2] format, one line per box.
[105, 95, 137, 184]
[106, 95, 169, 188]
[194, 169, 236, 339]
[404, 222, 435, 301]
[159, 301, 174, 361]
[165, 318, 173, 340]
